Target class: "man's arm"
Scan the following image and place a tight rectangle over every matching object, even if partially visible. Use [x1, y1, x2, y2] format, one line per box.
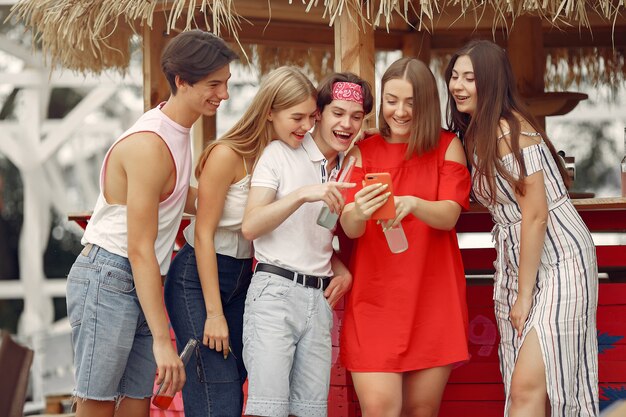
[324, 254, 352, 308]
[121, 134, 185, 395]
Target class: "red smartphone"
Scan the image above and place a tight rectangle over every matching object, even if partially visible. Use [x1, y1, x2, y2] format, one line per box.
[362, 172, 396, 220]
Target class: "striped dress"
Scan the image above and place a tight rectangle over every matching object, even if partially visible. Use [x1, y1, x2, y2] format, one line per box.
[472, 132, 599, 416]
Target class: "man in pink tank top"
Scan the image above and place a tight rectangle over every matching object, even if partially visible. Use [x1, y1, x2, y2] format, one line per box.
[66, 30, 238, 417]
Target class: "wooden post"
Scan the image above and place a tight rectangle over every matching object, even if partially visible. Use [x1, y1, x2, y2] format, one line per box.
[507, 16, 546, 127]
[402, 31, 431, 64]
[200, 116, 217, 148]
[142, 13, 169, 111]
[191, 115, 218, 184]
[334, 2, 376, 127]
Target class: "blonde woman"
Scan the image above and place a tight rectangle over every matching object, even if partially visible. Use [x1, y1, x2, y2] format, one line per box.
[164, 67, 318, 417]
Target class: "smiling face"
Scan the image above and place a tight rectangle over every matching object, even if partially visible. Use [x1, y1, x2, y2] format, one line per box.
[314, 99, 365, 158]
[180, 64, 232, 118]
[449, 55, 477, 116]
[381, 78, 413, 142]
[268, 97, 318, 149]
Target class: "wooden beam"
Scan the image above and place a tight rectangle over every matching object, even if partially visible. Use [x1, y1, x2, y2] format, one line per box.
[192, 115, 217, 157]
[508, 17, 545, 96]
[402, 31, 432, 63]
[160, 8, 625, 54]
[507, 16, 546, 126]
[189, 115, 216, 187]
[221, 19, 334, 49]
[213, 18, 625, 57]
[202, 117, 217, 147]
[427, 25, 626, 51]
[143, 12, 170, 111]
[333, 4, 376, 127]
[543, 26, 626, 48]
[206, 17, 408, 51]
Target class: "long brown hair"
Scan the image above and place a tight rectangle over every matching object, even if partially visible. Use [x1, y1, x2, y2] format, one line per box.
[379, 57, 441, 158]
[444, 39, 570, 204]
[195, 66, 316, 179]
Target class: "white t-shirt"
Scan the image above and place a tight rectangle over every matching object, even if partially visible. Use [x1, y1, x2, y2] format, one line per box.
[251, 133, 341, 277]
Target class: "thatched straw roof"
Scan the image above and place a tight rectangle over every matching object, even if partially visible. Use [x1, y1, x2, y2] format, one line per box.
[7, 0, 626, 90]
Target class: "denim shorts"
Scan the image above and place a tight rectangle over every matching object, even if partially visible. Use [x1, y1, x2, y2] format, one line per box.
[242, 271, 333, 417]
[66, 244, 156, 401]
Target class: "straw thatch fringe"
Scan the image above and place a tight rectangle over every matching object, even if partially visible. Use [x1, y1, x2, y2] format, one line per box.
[7, 0, 626, 82]
[431, 46, 625, 95]
[545, 47, 626, 94]
[8, 0, 137, 72]
[253, 45, 334, 81]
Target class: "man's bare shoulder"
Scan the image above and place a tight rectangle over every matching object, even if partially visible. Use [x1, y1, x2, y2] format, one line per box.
[112, 132, 172, 163]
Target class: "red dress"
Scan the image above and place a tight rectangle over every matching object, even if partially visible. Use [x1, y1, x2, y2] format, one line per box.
[340, 132, 471, 372]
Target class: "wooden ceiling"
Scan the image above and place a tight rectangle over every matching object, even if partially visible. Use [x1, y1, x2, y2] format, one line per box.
[182, 1, 626, 51]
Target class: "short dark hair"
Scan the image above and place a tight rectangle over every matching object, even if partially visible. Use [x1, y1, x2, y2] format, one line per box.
[161, 29, 239, 94]
[316, 72, 374, 115]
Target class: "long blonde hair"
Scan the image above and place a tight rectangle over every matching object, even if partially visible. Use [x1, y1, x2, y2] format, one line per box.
[195, 66, 317, 179]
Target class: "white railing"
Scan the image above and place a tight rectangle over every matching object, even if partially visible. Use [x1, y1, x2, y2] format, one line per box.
[0, 279, 67, 299]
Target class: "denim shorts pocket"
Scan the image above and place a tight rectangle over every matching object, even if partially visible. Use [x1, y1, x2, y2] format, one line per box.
[255, 279, 292, 301]
[100, 265, 135, 294]
[67, 276, 90, 327]
[322, 295, 333, 315]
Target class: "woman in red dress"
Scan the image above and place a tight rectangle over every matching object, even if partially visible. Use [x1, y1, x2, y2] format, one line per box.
[339, 57, 471, 417]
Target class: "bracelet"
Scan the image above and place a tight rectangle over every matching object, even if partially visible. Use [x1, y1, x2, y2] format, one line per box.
[206, 313, 224, 320]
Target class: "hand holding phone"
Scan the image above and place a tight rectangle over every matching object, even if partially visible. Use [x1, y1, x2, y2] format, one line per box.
[362, 173, 396, 220]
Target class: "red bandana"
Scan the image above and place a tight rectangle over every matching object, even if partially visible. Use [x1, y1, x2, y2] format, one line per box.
[331, 82, 363, 105]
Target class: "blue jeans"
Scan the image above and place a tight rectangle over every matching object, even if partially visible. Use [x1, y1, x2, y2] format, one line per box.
[164, 243, 252, 417]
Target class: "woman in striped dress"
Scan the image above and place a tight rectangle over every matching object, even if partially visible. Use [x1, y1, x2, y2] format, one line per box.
[445, 39, 599, 417]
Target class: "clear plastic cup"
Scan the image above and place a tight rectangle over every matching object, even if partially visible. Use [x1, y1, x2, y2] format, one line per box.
[383, 223, 408, 254]
[317, 156, 356, 230]
[152, 338, 198, 410]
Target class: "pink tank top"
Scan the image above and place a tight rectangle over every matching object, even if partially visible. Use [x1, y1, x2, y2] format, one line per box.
[82, 104, 192, 274]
